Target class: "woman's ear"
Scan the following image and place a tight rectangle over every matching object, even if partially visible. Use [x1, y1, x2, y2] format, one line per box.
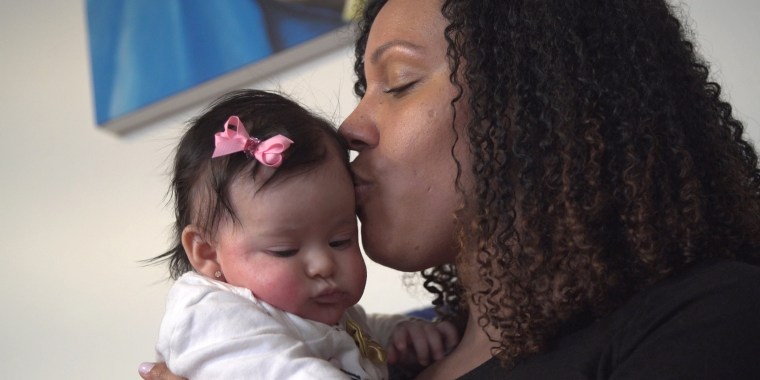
[181, 225, 222, 280]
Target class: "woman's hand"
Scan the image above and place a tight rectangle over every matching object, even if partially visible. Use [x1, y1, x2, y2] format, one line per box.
[138, 362, 186, 380]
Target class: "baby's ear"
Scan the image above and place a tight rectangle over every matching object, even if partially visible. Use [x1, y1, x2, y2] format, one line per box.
[181, 225, 222, 279]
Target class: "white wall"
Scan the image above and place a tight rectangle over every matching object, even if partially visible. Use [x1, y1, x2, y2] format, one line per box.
[0, 1, 757, 379]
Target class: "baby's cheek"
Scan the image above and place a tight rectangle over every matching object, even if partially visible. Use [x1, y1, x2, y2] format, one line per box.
[347, 252, 368, 302]
[249, 269, 307, 315]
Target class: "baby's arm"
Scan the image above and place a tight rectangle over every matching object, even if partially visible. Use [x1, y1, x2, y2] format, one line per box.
[385, 319, 459, 367]
[360, 306, 460, 368]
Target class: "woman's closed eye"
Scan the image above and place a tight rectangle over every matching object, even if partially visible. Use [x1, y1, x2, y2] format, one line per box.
[383, 80, 418, 96]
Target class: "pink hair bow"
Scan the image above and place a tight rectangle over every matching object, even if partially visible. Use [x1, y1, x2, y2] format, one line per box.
[211, 116, 294, 167]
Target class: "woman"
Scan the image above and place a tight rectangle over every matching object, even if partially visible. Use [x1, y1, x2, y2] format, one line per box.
[141, 0, 760, 378]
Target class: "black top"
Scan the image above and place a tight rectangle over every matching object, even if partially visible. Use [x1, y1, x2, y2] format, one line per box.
[458, 259, 760, 380]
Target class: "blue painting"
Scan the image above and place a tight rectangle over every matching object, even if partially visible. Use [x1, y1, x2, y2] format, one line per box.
[86, 0, 353, 133]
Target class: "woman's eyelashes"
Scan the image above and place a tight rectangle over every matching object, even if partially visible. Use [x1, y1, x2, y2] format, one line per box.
[383, 80, 418, 96]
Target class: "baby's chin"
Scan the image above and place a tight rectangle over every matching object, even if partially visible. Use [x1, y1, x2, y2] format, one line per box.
[295, 303, 353, 326]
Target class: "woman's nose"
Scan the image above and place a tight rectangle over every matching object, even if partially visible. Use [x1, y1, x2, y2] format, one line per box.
[305, 248, 336, 278]
[339, 100, 377, 152]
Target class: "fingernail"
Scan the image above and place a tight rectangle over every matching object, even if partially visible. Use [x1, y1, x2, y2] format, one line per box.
[138, 362, 155, 376]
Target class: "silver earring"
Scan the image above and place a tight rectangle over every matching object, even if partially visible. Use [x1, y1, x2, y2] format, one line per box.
[214, 270, 222, 279]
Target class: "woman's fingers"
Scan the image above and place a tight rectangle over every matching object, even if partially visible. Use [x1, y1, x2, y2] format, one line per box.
[137, 362, 186, 380]
[137, 362, 156, 379]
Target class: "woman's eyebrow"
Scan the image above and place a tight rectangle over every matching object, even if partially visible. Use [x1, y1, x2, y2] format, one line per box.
[370, 39, 422, 64]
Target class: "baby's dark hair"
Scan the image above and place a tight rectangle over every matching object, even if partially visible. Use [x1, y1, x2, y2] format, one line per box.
[150, 89, 349, 279]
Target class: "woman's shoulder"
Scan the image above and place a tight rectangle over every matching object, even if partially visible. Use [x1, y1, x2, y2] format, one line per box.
[618, 258, 760, 333]
[599, 259, 760, 378]
[632, 258, 760, 314]
[670, 258, 760, 286]
[457, 259, 760, 380]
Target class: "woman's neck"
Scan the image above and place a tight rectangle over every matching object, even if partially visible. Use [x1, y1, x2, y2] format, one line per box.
[415, 303, 498, 379]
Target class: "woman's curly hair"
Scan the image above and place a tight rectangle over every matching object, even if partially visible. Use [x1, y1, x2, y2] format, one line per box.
[353, 0, 760, 368]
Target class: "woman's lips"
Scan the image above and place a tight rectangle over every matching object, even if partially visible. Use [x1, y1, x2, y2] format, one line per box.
[350, 169, 372, 205]
[354, 182, 370, 205]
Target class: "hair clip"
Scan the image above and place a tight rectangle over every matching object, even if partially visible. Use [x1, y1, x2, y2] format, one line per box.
[211, 116, 293, 167]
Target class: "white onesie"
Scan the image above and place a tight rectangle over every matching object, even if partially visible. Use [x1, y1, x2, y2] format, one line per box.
[156, 272, 407, 379]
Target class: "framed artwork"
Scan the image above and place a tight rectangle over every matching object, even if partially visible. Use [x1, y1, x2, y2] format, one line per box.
[86, 0, 357, 134]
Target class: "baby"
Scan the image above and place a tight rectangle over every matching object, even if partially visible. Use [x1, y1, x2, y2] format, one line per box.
[150, 89, 458, 379]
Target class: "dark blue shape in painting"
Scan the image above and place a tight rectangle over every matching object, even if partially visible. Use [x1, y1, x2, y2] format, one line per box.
[258, 0, 345, 51]
[86, 0, 345, 126]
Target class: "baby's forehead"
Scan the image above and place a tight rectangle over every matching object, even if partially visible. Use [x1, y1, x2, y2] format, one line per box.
[227, 164, 312, 194]
[229, 166, 277, 192]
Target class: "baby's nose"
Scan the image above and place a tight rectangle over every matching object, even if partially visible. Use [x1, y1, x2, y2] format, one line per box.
[305, 248, 336, 278]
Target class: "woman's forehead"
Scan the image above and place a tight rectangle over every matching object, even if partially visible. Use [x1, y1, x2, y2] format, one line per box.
[366, 0, 447, 54]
